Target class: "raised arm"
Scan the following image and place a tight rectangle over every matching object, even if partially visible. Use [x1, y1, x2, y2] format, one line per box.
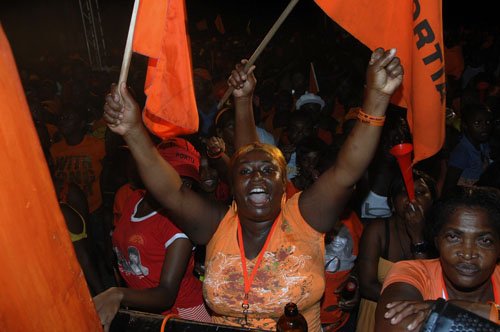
[227, 59, 260, 149]
[103, 84, 226, 244]
[300, 48, 403, 233]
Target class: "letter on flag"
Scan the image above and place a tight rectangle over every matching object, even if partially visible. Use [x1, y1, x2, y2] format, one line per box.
[315, 0, 445, 163]
[132, 0, 198, 139]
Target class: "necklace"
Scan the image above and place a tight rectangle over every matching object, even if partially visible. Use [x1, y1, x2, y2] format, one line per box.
[237, 214, 280, 326]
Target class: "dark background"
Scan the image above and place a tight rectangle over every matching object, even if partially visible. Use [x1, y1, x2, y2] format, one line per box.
[0, 0, 497, 67]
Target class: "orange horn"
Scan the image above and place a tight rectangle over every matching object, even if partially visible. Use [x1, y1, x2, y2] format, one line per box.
[389, 143, 415, 201]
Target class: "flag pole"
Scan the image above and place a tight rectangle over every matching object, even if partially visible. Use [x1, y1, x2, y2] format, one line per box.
[118, 0, 140, 92]
[217, 0, 301, 110]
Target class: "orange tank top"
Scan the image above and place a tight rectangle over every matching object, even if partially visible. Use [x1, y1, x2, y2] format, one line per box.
[204, 193, 325, 331]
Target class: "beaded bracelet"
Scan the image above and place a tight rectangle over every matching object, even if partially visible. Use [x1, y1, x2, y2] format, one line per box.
[357, 109, 386, 127]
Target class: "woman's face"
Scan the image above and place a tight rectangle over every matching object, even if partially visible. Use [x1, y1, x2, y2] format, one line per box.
[297, 150, 320, 178]
[393, 177, 433, 217]
[200, 156, 219, 193]
[437, 207, 500, 291]
[232, 149, 285, 222]
[287, 118, 313, 145]
[465, 111, 493, 145]
[216, 118, 235, 155]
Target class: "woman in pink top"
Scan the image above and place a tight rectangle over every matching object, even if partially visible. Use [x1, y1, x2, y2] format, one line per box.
[376, 186, 500, 331]
[101, 47, 403, 331]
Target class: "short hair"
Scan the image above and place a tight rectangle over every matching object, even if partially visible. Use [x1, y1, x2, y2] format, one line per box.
[428, 186, 500, 239]
[229, 142, 287, 187]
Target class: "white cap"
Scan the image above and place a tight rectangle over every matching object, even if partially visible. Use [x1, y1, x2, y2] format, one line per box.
[295, 92, 325, 110]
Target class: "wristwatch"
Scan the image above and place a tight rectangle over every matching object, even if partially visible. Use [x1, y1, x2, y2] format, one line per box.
[411, 241, 428, 254]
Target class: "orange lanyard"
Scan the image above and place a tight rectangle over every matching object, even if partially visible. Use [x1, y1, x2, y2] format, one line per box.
[237, 214, 280, 326]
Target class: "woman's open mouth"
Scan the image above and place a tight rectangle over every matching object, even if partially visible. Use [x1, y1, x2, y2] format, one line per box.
[248, 187, 270, 206]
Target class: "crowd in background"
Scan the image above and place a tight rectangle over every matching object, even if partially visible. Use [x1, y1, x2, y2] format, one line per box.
[12, 11, 500, 331]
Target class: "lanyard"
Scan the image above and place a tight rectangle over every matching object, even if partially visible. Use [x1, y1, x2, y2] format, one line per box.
[237, 214, 280, 326]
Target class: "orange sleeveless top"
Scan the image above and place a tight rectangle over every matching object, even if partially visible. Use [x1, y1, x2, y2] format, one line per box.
[204, 193, 325, 331]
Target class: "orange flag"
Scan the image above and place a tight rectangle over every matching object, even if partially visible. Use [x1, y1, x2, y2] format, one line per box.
[315, 0, 445, 162]
[215, 14, 226, 35]
[132, 0, 198, 139]
[0, 25, 101, 330]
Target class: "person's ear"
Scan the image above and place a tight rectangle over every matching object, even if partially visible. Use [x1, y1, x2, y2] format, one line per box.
[434, 236, 440, 253]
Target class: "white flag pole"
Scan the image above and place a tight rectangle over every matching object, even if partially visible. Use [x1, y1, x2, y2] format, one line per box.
[217, 0, 301, 110]
[118, 0, 140, 94]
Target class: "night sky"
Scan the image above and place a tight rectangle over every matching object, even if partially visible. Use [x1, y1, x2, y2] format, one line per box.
[0, 0, 497, 66]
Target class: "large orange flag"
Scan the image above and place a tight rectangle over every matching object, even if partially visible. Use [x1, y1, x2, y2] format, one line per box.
[132, 0, 198, 139]
[315, 0, 445, 163]
[0, 25, 101, 330]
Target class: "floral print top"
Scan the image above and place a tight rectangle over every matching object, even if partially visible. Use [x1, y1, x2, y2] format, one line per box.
[204, 193, 325, 331]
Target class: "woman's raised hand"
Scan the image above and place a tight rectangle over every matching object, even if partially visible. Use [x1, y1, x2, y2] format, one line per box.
[403, 201, 426, 242]
[366, 48, 404, 97]
[227, 59, 256, 99]
[103, 83, 142, 137]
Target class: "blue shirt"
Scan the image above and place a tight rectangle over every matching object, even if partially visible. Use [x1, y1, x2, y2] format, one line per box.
[448, 135, 491, 186]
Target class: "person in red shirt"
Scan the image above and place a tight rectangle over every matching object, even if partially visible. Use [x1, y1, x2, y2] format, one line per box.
[93, 138, 210, 331]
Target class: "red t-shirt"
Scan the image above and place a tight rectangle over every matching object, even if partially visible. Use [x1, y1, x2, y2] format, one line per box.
[112, 190, 204, 314]
[320, 211, 363, 328]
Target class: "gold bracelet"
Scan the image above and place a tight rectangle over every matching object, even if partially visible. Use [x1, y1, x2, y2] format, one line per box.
[357, 109, 386, 127]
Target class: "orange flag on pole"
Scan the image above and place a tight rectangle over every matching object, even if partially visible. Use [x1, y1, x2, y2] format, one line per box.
[0, 25, 101, 330]
[314, 0, 445, 163]
[215, 14, 226, 35]
[132, 0, 198, 139]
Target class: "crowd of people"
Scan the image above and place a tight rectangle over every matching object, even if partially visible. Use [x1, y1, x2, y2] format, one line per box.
[19, 14, 500, 332]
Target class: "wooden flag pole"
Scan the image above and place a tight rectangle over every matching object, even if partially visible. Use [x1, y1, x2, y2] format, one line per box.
[217, 0, 301, 110]
[118, 0, 140, 90]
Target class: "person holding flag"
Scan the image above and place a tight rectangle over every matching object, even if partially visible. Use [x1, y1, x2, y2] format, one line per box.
[102, 46, 403, 331]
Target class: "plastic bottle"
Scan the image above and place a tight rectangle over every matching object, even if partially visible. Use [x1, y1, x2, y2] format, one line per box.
[276, 302, 308, 332]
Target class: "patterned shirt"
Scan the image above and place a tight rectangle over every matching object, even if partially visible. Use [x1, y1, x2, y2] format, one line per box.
[204, 193, 325, 331]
